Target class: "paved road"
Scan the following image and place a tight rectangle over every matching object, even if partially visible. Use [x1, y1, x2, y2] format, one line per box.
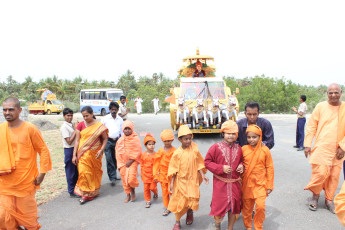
[38, 113, 345, 230]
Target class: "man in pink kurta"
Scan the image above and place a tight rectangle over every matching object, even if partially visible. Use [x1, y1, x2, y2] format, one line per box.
[304, 83, 345, 214]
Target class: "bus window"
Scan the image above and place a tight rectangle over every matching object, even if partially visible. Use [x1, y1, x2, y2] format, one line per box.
[100, 91, 106, 100]
[81, 92, 85, 99]
[89, 92, 95, 100]
[94, 92, 100, 99]
[84, 92, 90, 100]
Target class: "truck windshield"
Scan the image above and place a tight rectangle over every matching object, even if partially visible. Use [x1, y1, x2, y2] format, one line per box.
[52, 100, 62, 105]
[180, 81, 225, 99]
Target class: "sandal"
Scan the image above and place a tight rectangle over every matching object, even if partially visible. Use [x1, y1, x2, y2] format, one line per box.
[186, 209, 194, 225]
[145, 201, 151, 208]
[79, 198, 87, 205]
[162, 208, 171, 216]
[325, 200, 335, 214]
[215, 222, 221, 230]
[153, 194, 158, 199]
[172, 223, 181, 230]
[309, 194, 319, 211]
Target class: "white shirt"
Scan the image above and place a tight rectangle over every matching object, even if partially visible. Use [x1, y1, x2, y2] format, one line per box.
[118, 103, 128, 120]
[298, 102, 307, 118]
[60, 121, 75, 148]
[101, 114, 123, 138]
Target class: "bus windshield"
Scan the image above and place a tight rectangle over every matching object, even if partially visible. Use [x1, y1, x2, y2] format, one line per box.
[180, 81, 225, 99]
[107, 92, 122, 101]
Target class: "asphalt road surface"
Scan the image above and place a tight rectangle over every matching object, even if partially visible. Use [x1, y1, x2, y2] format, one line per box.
[38, 113, 345, 230]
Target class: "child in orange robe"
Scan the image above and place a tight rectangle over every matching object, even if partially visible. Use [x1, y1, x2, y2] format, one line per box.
[168, 125, 209, 230]
[153, 129, 176, 216]
[116, 120, 142, 203]
[141, 134, 158, 208]
[241, 125, 274, 230]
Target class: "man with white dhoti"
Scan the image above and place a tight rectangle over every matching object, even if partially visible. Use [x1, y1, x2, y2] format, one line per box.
[152, 96, 160, 115]
[135, 96, 143, 114]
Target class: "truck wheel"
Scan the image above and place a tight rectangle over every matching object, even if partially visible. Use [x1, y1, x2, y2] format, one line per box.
[101, 109, 106, 116]
[47, 110, 51, 115]
[57, 112, 60, 115]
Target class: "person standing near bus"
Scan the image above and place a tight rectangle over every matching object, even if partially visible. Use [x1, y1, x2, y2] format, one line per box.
[101, 102, 123, 185]
[118, 95, 129, 121]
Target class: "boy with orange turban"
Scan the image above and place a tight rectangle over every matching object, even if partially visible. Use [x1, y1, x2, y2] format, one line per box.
[116, 120, 142, 203]
[241, 125, 274, 230]
[153, 129, 176, 216]
[205, 120, 244, 230]
[141, 134, 158, 208]
[168, 125, 208, 230]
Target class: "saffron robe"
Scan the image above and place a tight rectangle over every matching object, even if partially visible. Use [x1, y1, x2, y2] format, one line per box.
[141, 151, 157, 201]
[116, 121, 142, 194]
[0, 121, 52, 229]
[167, 142, 206, 214]
[304, 102, 345, 199]
[74, 121, 108, 200]
[153, 147, 176, 207]
[335, 182, 345, 226]
[205, 141, 243, 216]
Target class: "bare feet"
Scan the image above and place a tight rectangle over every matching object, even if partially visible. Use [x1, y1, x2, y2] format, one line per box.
[123, 194, 131, 203]
[130, 188, 136, 202]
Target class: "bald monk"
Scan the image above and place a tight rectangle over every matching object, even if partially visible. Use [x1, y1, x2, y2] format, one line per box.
[0, 97, 52, 230]
[242, 125, 274, 230]
[116, 120, 142, 203]
[304, 83, 345, 214]
[153, 129, 176, 216]
[168, 125, 208, 230]
[141, 134, 158, 208]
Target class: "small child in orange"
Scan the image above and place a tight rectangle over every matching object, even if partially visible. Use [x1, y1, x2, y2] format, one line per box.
[141, 134, 158, 208]
[153, 129, 176, 216]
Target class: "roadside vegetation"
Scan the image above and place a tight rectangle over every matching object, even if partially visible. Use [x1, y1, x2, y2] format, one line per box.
[1, 71, 344, 114]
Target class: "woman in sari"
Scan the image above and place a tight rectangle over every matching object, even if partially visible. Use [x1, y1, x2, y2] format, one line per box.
[72, 106, 108, 204]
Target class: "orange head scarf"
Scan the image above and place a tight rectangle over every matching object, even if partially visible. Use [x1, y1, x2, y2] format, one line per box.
[220, 120, 239, 139]
[144, 134, 156, 145]
[246, 124, 262, 149]
[116, 120, 142, 167]
[160, 129, 174, 141]
[178, 125, 193, 138]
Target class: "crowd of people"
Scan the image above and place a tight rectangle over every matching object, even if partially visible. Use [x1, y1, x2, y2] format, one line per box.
[0, 83, 344, 230]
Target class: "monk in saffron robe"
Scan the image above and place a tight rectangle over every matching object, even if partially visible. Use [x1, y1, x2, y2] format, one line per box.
[141, 134, 158, 208]
[72, 106, 108, 204]
[304, 83, 345, 213]
[0, 97, 52, 230]
[116, 120, 142, 203]
[153, 129, 176, 216]
[205, 120, 244, 230]
[168, 125, 208, 230]
[242, 125, 274, 230]
[335, 182, 345, 226]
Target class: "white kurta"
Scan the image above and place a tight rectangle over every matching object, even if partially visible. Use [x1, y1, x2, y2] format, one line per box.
[152, 98, 160, 114]
[135, 98, 143, 113]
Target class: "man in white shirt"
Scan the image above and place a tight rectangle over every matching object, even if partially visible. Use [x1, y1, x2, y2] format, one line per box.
[152, 96, 160, 115]
[60, 108, 79, 197]
[292, 94, 308, 151]
[101, 102, 123, 185]
[118, 95, 129, 121]
[135, 96, 143, 114]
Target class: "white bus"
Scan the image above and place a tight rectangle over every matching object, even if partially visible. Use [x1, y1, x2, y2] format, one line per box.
[80, 88, 123, 116]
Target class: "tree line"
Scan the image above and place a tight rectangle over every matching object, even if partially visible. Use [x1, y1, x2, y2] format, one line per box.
[0, 71, 343, 113]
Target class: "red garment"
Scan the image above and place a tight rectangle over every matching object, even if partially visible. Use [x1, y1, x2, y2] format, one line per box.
[205, 141, 243, 216]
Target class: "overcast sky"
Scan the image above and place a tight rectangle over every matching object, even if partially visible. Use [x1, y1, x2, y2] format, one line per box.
[0, 0, 344, 86]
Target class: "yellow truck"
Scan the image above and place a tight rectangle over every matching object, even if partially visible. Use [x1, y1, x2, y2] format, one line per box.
[28, 90, 64, 115]
[168, 48, 239, 133]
